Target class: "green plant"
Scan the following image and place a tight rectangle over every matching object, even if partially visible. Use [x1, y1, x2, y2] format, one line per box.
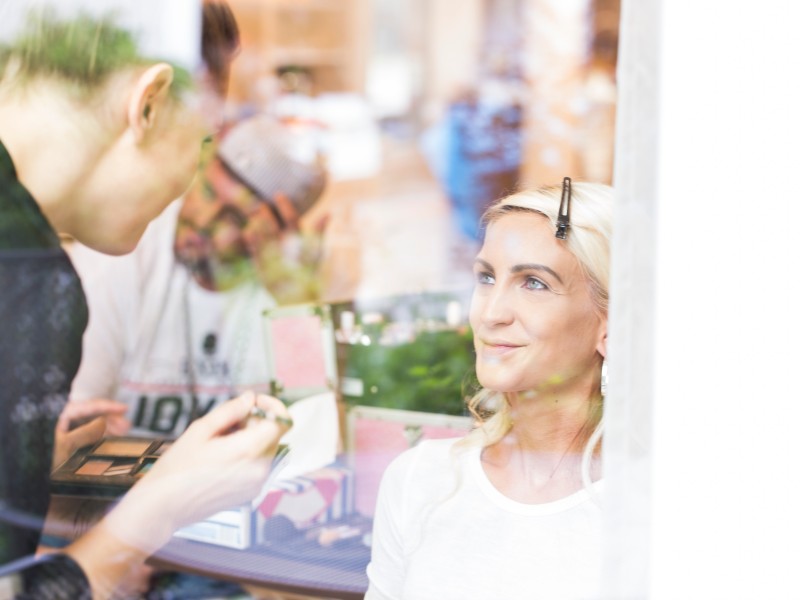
[341, 327, 475, 416]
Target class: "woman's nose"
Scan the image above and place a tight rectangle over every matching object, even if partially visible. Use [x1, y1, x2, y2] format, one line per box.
[480, 285, 515, 326]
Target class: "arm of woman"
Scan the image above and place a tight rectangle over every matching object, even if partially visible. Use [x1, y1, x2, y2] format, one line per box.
[60, 392, 290, 599]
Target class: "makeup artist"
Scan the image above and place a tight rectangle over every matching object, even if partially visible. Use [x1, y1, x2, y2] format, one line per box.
[0, 2, 291, 598]
[366, 180, 612, 600]
[66, 114, 327, 439]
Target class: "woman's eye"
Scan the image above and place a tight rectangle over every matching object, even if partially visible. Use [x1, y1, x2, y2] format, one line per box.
[524, 277, 547, 291]
[475, 271, 494, 285]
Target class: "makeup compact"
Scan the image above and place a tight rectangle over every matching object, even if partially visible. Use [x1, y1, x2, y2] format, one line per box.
[50, 436, 173, 498]
[50, 435, 293, 549]
[51, 436, 290, 501]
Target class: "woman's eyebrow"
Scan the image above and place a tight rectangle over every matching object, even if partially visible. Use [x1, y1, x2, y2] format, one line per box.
[511, 263, 564, 284]
[474, 258, 493, 271]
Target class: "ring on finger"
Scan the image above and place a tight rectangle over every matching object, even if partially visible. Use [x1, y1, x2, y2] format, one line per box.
[247, 406, 293, 429]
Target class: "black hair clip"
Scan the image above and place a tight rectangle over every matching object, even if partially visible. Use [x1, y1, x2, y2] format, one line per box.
[555, 177, 572, 240]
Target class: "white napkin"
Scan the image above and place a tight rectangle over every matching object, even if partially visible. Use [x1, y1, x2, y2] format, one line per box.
[274, 391, 339, 481]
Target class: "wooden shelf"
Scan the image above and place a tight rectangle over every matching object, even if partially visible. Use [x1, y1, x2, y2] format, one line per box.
[227, 0, 367, 102]
[270, 0, 347, 11]
[270, 48, 349, 67]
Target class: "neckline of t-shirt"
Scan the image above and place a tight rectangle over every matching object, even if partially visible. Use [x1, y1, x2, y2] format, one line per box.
[185, 269, 258, 300]
[465, 445, 604, 515]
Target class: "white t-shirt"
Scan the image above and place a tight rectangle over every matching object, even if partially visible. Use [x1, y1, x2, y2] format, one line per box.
[366, 438, 604, 600]
[69, 200, 278, 436]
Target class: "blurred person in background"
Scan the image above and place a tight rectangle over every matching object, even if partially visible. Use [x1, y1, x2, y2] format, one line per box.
[366, 181, 612, 600]
[67, 114, 327, 440]
[0, 2, 293, 597]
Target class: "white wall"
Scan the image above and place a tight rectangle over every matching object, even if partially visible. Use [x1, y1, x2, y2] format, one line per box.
[606, 1, 800, 598]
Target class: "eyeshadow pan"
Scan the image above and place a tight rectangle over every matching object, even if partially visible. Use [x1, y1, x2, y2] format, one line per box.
[51, 436, 173, 499]
[103, 463, 134, 476]
[75, 459, 113, 476]
[137, 457, 158, 474]
[92, 439, 152, 457]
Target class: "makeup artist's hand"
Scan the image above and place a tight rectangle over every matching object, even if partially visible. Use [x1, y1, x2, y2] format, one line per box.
[52, 399, 130, 470]
[101, 391, 291, 555]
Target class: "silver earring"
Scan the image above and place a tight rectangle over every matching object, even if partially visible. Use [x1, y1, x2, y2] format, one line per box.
[600, 359, 608, 398]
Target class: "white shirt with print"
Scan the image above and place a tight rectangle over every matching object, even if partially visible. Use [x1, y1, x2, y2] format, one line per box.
[69, 200, 277, 437]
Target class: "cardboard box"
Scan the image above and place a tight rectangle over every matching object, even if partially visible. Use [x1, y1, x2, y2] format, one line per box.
[173, 505, 255, 550]
[173, 464, 355, 549]
[256, 464, 355, 545]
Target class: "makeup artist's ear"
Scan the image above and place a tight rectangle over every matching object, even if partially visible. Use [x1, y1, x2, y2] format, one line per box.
[127, 63, 174, 143]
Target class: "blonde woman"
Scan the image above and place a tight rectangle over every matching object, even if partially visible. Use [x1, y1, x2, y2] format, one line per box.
[366, 180, 612, 600]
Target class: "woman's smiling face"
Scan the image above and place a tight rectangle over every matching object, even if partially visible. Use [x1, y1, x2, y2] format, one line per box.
[469, 210, 607, 395]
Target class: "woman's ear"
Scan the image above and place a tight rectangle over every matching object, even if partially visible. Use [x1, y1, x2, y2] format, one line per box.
[596, 318, 608, 359]
[127, 63, 174, 143]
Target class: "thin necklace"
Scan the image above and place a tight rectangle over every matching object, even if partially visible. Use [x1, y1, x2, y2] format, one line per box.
[483, 424, 586, 485]
[543, 426, 586, 482]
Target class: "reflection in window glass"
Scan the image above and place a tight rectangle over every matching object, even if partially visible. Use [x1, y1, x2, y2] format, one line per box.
[2, 0, 619, 597]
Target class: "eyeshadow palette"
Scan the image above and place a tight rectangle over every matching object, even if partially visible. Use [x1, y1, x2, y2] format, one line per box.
[51, 436, 173, 498]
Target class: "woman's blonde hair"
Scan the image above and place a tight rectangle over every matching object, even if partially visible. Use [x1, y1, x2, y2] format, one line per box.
[460, 181, 614, 452]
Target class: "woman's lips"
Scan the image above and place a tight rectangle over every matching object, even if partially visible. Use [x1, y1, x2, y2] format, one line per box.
[480, 341, 522, 356]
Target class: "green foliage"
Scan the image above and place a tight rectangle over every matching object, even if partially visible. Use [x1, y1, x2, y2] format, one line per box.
[341, 328, 476, 416]
[1, 11, 141, 86]
[257, 233, 324, 306]
[0, 10, 190, 96]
